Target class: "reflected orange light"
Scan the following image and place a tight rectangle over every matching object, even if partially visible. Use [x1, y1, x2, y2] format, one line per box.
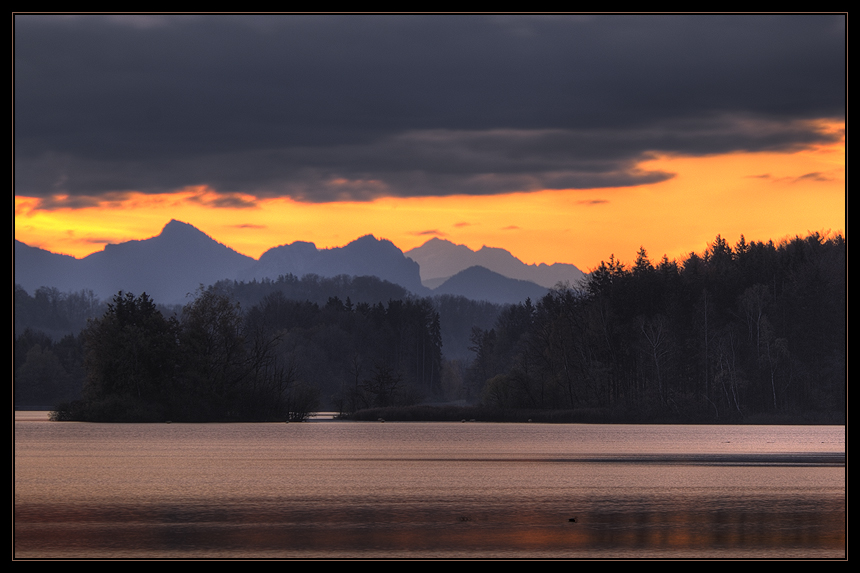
[14, 124, 844, 271]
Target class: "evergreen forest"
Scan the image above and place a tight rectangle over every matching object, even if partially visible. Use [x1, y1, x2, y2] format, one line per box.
[468, 232, 845, 423]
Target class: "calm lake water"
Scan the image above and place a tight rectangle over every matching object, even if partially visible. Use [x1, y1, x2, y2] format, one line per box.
[14, 413, 845, 559]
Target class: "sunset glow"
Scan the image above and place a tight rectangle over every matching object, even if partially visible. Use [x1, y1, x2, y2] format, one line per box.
[15, 130, 844, 271]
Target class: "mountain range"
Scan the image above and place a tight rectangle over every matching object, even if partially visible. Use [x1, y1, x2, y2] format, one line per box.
[15, 220, 586, 306]
[405, 237, 585, 289]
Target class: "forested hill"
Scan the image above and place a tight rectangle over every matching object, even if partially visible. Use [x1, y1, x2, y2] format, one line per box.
[467, 232, 845, 423]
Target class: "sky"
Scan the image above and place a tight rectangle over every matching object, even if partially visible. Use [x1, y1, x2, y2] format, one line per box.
[14, 14, 845, 271]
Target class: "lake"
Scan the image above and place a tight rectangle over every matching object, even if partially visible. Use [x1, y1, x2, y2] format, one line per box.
[14, 413, 845, 559]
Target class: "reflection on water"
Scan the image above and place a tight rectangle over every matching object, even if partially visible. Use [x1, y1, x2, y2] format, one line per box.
[14, 419, 845, 558]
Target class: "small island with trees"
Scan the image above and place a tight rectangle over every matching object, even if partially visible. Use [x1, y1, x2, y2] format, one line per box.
[15, 232, 844, 424]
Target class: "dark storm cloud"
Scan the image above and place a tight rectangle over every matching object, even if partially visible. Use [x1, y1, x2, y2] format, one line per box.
[14, 14, 845, 204]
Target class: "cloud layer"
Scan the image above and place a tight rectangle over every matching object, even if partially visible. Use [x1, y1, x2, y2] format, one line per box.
[15, 15, 845, 205]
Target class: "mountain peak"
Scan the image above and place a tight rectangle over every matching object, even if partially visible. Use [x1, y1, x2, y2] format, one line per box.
[417, 237, 464, 249]
[433, 265, 549, 305]
[423, 237, 452, 245]
[351, 234, 381, 245]
[160, 219, 208, 239]
[155, 220, 247, 257]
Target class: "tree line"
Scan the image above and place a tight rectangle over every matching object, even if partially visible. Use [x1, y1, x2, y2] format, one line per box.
[16, 274, 502, 414]
[467, 232, 845, 423]
[14, 286, 104, 409]
[48, 285, 444, 422]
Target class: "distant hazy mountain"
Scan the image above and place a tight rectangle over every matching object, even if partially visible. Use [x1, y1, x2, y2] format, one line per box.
[15, 220, 256, 304]
[248, 235, 428, 295]
[15, 221, 428, 304]
[14, 241, 82, 295]
[405, 237, 585, 289]
[15, 221, 574, 307]
[432, 266, 549, 305]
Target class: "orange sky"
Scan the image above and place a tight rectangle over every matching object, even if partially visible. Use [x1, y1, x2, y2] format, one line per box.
[14, 123, 844, 272]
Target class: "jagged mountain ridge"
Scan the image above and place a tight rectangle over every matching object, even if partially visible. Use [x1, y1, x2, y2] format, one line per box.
[247, 234, 427, 295]
[15, 220, 577, 305]
[405, 237, 585, 289]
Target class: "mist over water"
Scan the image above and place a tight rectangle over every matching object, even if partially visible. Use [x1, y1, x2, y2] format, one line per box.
[14, 418, 845, 559]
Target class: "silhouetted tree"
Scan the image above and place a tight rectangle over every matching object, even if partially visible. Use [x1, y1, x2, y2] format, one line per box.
[80, 291, 180, 421]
